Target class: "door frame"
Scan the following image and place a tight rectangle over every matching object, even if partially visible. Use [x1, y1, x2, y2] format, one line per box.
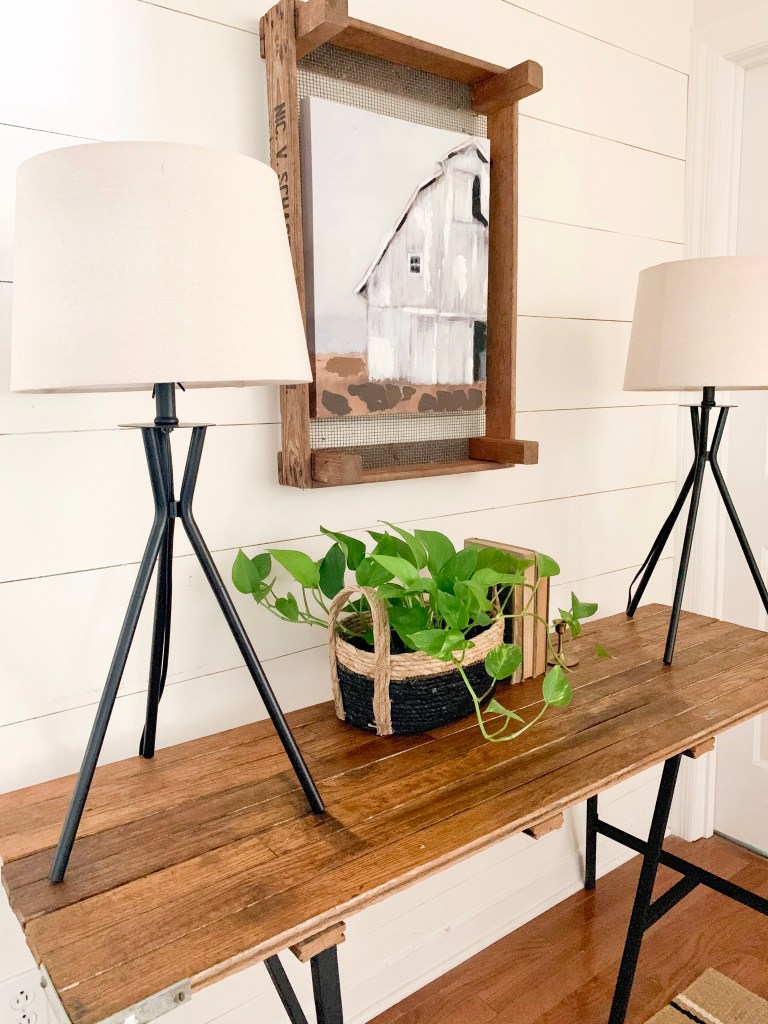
[675, 4, 768, 841]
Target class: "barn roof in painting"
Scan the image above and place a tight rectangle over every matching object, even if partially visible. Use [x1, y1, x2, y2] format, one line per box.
[354, 140, 489, 295]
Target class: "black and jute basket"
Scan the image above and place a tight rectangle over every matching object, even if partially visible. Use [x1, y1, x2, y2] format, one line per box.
[327, 586, 502, 736]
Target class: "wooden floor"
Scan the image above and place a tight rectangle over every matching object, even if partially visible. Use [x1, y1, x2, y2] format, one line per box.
[371, 835, 768, 1024]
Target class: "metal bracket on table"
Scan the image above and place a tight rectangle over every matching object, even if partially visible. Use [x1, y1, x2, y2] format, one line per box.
[40, 968, 191, 1024]
[40, 968, 73, 1024]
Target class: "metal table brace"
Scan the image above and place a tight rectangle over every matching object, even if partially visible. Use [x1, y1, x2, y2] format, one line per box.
[266, 947, 344, 1024]
[587, 753, 768, 1024]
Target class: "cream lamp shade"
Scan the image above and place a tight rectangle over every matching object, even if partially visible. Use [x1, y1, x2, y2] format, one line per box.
[10, 141, 311, 392]
[624, 255, 768, 392]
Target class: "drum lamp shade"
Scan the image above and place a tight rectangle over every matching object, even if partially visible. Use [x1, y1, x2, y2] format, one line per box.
[624, 256, 768, 392]
[10, 141, 312, 393]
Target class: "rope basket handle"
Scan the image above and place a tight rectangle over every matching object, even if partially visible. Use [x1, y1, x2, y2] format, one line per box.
[327, 585, 393, 735]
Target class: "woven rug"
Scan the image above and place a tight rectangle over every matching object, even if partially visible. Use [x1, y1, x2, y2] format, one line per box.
[647, 969, 768, 1023]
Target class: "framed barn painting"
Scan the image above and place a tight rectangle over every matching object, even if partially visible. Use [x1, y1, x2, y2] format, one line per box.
[301, 97, 490, 418]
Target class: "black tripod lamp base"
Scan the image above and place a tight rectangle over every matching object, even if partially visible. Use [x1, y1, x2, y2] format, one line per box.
[627, 386, 768, 665]
[48, 384, 324, 883]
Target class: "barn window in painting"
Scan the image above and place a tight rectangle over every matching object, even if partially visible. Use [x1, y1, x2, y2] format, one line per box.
[300, 97, 489, 418]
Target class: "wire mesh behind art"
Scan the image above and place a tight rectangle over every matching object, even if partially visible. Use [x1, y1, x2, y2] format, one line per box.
[299, 44, 488, 464]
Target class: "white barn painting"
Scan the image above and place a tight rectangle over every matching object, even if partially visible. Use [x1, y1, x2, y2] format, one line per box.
[300, 97, 490, 418]
[356, 141, 489, 388]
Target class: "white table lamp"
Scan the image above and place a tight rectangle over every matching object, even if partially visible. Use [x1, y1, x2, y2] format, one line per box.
[11, 142, 324, 882]
[624, 256, 768, 663]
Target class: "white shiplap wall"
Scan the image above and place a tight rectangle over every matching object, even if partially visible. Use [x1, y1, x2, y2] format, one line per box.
[0, 0, 691, 1020]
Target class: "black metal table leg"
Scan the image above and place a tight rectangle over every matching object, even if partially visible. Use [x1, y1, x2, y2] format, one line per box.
[49, 429, 169, 882]
[585, 795, 598, 890]
[179, 427, 325, 815]
[311, 947, 344, 1024]
[607, 755, 682, 1024]
[265, 956, 310, 1024]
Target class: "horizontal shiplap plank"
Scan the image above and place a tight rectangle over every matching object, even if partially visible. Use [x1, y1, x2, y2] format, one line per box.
[517, 317, 677, 412]
[351, 0, 688, 156]
[0, 125, 95, 282]
[519, 220, 681, 320]
[520, 117, 685, 242]
[0, 0, 265, 152]
[0, 308, 669, 439]
[0, 404, 677, 582]
[0, 555, 674, 793]
[0, 114, 683, 286]
[0, 482, 676, 727]
[504, 0, 692, 73]
[132, 0, 692, 79]
[135, 0, 264, 34]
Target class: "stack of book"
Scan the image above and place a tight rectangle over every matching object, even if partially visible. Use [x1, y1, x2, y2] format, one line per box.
[465, 538, 550, 683]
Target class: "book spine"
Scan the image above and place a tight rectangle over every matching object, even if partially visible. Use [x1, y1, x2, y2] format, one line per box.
[511, 584, 524, 684]
[521, 564, 536, 679]
[533, 575, 550, 677]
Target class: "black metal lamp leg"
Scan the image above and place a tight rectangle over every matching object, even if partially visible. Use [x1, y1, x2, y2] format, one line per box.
[585, 795, 598, 890]
[709, 407, 768, 614]
[140, 431, 175, 759]
[265, 956, 310, 1024]
[663, 393, 714, 665]
[607, 755, 682, 1024]
[179, 427, 325, 815]
[311, 947, 344, 1024]
[49, 429, 169, 883]
[627, 407, 699, 618]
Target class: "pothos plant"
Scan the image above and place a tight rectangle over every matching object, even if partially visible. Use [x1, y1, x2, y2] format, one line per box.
[232, 524, 598, 743]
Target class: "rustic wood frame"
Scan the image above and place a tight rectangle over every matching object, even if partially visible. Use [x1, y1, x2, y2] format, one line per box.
[261, 0, 543, 488]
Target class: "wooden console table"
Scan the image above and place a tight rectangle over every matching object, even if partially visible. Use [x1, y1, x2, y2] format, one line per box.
[2, 604, 768, 1024]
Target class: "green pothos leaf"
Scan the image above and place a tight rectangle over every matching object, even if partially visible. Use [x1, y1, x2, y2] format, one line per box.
[542, 665, 573, 707]
[485, 698, 525, 723]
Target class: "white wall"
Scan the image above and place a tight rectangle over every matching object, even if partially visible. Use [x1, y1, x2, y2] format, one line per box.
[0, 1, 691, 1020]
[695, 0, 765, 28]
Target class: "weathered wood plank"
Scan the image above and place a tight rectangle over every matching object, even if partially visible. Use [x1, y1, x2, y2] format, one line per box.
[468, 437, 539, 465]
[0, 607, 727, 899]
[4, 608, 768, 1024]
[28, 626, 768, 985]
[330, 20, 504, 85]
[44, 675, 768, 1022]
[684, 737, 716, 759]
[295, 0, 349, 59]
[359, 459, 508, 483]
[484, 102, 518, 442]
[262, 0, 313, 489]
[289, 921, 345, 962]
[311, 449, 363, 486]
[471, 60, 543, 114]
[524, 813, 564, 839]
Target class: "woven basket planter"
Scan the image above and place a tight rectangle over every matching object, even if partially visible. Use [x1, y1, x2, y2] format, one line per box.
[328, 586, 502, 736]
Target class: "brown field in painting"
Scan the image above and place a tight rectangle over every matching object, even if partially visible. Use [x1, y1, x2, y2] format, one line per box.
[312, 352, 487, 418]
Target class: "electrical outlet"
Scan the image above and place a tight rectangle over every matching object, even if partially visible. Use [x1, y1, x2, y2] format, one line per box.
[0, 971, 48, 1024]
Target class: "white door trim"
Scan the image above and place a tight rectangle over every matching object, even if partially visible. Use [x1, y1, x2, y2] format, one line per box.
[673, 4, 768, 842]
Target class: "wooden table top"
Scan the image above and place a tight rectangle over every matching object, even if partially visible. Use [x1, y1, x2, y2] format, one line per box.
[2, 604, 768, 1024]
